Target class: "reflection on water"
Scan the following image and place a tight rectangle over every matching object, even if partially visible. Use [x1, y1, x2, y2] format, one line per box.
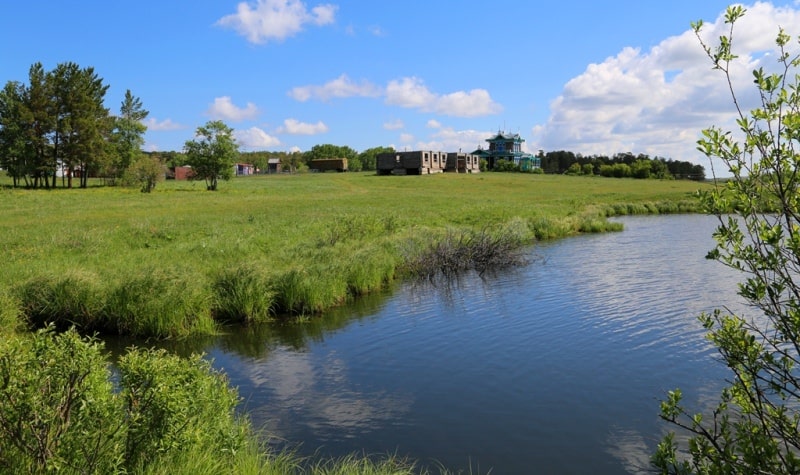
[106, 215, 746, 473]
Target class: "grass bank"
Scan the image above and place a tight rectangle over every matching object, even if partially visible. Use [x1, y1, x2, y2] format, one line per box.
[0, 172, 708, 337]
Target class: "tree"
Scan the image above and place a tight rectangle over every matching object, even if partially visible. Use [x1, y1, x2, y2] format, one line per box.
[123, 154, 164, 193]
[183, 120, 238, 191]
[0, 81, 29, 187]
[49, 62, 111, 188]
[654, 7, 800, 473]
[110, 90, 148, 182]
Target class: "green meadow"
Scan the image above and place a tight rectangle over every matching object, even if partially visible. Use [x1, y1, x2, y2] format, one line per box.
[0, 172, 708, 338]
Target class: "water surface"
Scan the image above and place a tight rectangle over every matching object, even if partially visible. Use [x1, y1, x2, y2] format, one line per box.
[118, 215, 747, 473]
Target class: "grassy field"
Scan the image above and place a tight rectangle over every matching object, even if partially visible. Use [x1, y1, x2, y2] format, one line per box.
[0, 172, 709, 337]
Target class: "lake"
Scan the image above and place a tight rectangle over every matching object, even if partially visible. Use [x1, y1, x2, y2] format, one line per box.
[112, 214, 746, 473]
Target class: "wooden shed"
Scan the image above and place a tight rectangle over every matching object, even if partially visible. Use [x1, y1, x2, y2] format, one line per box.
[310, 158, 348, 172]
[169, 166, 194, 180]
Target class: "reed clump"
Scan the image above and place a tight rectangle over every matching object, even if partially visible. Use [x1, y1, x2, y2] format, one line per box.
[403, 227, 529, 280]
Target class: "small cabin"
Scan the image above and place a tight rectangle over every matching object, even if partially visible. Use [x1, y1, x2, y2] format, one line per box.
[235, 163, 255, 176]
[376, 151, 446, 175]
[267, 158, 281, 174]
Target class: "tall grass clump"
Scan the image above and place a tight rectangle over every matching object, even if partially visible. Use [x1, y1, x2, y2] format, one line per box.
[528, 216, 573, 240]
[271, 266, 348, 315]
[105, 267, 214, 338]
[341, 246, 398, 296]
[16, 270, 106, 331]
[307, 453, 426, 475]
[212, 263, 275, 324]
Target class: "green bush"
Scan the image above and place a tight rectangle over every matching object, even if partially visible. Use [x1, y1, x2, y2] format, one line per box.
[0, 328, 124, 473]
[0, 328, 257, 474]
[118, 348, 246, 470]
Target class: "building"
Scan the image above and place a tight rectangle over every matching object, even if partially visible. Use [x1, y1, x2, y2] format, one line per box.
[267, 158, 281, 174]
[445, 152, 481, 173]
[310, 158, 348, 172]
[472, 131, 540, 171]
[235, 163, 255, 176]
[376, 150, 447, 175]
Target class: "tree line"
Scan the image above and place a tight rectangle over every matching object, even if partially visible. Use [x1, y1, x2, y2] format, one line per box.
[539, 150, 705, 180]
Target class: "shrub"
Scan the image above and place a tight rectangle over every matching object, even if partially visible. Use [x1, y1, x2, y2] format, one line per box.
[118, 348, 247, 470]
[0, 328, 124, 473]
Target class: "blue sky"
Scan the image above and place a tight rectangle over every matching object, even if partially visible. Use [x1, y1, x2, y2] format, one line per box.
[2, 1, 800, 173]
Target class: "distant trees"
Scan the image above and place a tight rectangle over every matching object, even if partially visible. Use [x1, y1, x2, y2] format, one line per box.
[539, 150, 704, 180]
[183, 120, 238, 191]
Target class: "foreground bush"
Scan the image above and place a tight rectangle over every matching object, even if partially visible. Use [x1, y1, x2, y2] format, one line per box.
[0, 328, 249, 474]
[0, 327, 458, 474]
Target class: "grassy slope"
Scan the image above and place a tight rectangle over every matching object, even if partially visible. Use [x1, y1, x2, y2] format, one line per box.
[0, 172, 708, 336]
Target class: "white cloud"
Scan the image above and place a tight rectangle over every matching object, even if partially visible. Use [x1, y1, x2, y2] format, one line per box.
[276, 118, 329, 135]
[216, 0, 337, 44]
[385, 77, 502, 117]
[383, 119, 404, 130]
[289, 145, 302, 153]
[415, 126, 492, 154]
[288, 74, 381, 101]
[399, 133, 414, 143]
[426, 119, 441, 129]
[235, 126, 281, 148]
[143, 118, 184, 131]
[289, 74, 501, 118]
[206, 96, 260, 121]
[533, 2, 800, 173]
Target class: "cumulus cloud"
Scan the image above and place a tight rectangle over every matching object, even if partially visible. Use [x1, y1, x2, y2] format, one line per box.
[288, 74, 382, 102]
[385, 77, 502, 117]
[206, 96, 260, 121]
[217, 0, 337, 44]
[290, 75, 501, 118]
[235, 126, 281, 148]
[532, 2, 800, 172]
[399, 133, 414, 144]
[415, 126, 493, 154]
[426, 119, 441, 129]
[276, 118, 329, 135]
[383, 119, 404, 130]
[143, 118, 184, 131]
